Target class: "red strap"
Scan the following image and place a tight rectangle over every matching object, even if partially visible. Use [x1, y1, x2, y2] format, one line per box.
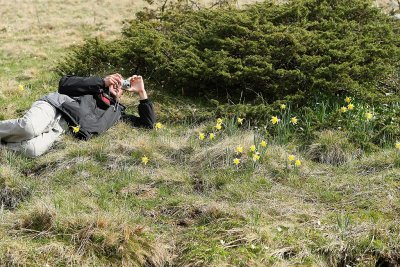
[101, 94, 111, 105]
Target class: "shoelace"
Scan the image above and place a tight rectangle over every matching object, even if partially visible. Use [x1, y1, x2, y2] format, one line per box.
[114, 99, 119, 111]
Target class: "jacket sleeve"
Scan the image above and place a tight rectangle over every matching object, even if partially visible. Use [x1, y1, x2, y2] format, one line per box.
[122, 99, 156, 129]
[58, 75, 106, 97]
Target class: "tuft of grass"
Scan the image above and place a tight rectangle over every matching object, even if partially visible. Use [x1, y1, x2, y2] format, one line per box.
[191, 131, 254, 169]
[13, 201, 56, 233]
[306, 130, 360, 166]
[353, 149, 399, 175]
[6, 200, 170, 266]
[0, 185, 30, 210]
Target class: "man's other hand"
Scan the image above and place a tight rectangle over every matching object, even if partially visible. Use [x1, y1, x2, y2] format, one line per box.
[126, 75, 145, 94]
[126, 75, 148, 100]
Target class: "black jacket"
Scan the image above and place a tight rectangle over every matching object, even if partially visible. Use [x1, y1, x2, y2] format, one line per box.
[47, 75, 155, 140]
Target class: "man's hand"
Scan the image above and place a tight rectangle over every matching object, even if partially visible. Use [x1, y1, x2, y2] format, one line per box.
[104, 73, 123, 100]
[104, 73, 123, 88]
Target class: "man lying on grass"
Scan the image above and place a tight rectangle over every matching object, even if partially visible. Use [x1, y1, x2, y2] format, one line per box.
[0, 74, 155, 157]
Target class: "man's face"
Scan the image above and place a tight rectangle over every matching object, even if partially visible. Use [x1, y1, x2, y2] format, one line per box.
[109, 84, 123, 99]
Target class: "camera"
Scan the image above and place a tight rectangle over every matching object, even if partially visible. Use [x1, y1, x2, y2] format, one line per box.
[121, 79, 131, 90]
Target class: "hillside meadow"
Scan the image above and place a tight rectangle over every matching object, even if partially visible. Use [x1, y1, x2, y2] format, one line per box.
[1, 0, 400, 266]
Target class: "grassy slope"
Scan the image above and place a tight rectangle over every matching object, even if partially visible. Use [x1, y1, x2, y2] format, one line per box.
[1, 1, 400, 266]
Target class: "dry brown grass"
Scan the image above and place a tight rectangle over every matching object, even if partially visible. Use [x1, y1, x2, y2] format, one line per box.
[0, 0, 259, 60]
[0, 0, 147, 55]
[376, 0, 400, 10]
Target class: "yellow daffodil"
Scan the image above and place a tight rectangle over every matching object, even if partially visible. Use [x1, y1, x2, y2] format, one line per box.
[141, 156, 149, 165]
[199, 132, 205, 140]
[345, 96, 352, 103]
[290, 117, 298, 125]
[18, 84, 24, 91]
[233, 158, 240, 166]
[236, 146, 243, 154]
[347, 103, 354, 110]
[252, 153, 261, 162]
[295, 159, 301, 167]
[288, 155, 295, 162]
[365, 112, 373, 121]
[260, 140, 267, 147]
[155, 122, 164, 130]
[250, 145, 256, 152]
[216, 118, 223, 124]
[215, 124, 222, 130]
[340, 106, 348, 113]
[237, 117, 244, 125]
[395, 142, 400, 150]
[280, 104, 286, 110]
[71, 125, 80, 134]
[271, 116, 280, 125]
[209, 133, 215, 140]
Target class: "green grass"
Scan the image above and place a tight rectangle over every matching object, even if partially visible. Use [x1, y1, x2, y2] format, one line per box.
[1, 1, 400, 266]
[1, 122, 400, 265]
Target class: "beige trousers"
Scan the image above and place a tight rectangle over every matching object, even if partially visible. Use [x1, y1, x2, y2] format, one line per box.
[0, 101, 68, 157]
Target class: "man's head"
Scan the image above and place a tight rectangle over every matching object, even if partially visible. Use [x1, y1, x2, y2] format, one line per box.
[109, 84, 123, 100]
[104, 73, 124, 100]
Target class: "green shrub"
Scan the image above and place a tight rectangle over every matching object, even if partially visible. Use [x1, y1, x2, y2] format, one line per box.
[58, 0, 400, 104]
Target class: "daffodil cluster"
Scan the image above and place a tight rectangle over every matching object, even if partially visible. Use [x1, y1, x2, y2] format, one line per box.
[215, 118, 223, 131]
[340, 96, 355, 113]
[232, 139, 267, 168]
[270, 103, 299, 127]
[287, 154, 301, 168]
[196, 117, 246, 143]
[266, 102, 300, 145]
[196, 118, 225, 142]
[340, 96, 375, 122]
